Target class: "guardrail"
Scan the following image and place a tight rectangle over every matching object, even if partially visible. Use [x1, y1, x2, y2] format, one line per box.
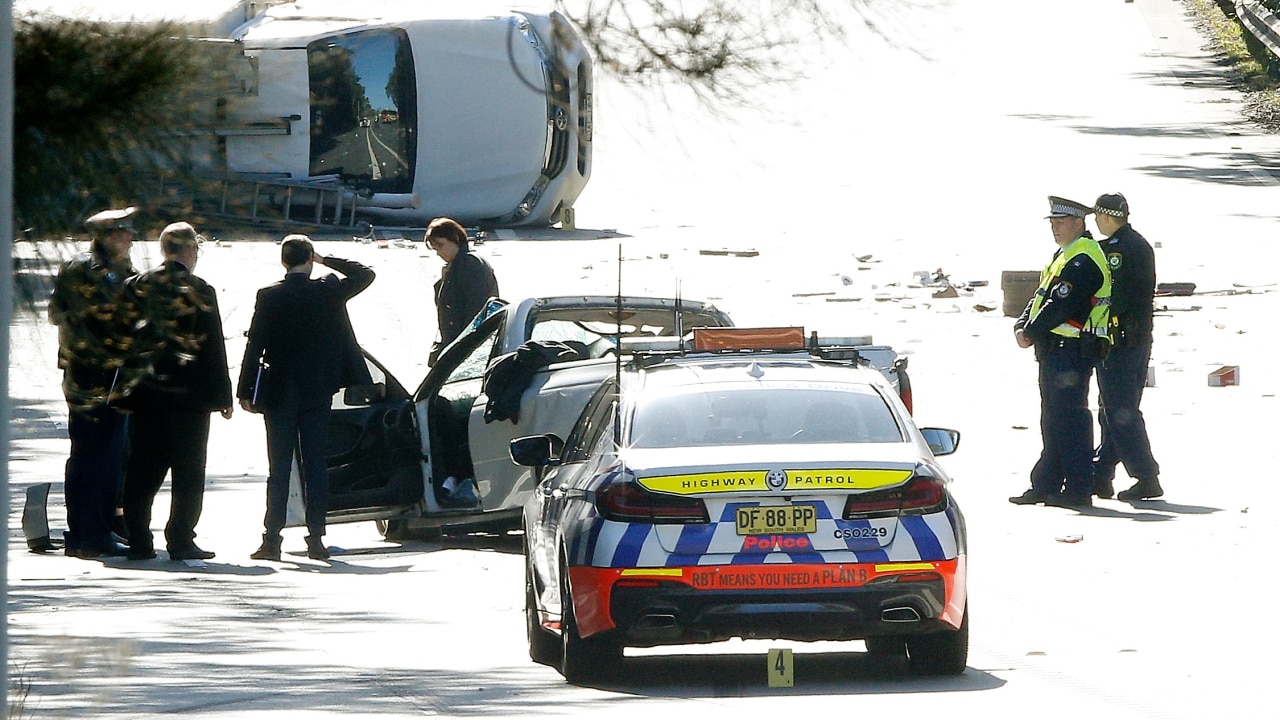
[1237, 1, 1280, 60]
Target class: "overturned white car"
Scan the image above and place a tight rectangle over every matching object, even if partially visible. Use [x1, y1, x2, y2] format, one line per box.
[216, 1, 592, 226]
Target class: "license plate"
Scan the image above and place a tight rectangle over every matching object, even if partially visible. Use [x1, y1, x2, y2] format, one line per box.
[736, 505, 818, 535]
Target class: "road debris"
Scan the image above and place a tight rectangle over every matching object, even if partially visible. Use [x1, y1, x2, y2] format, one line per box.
[1156, 282, 1196, 296]
[1208, 365, 1240, 386]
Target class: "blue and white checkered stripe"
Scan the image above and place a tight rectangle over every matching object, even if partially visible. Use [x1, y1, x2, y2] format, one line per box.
[572, 504, 960, 569]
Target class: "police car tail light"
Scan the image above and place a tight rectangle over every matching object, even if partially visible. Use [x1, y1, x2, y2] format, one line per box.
[868, 571, 942, 585]
[596, 482, 709, 524]
[843, 467, 946, 519]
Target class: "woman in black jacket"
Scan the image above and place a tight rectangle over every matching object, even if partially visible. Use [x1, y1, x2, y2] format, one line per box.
[425, 217, 499, 364]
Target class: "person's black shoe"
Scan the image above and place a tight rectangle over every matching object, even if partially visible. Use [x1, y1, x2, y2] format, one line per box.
[1093, 477, 1115, 499]
[1009, 490, 1051, 505]
[1047, 494, 1093, 510]
[1117, 478, 1164, 502]
[250, 535, 282, 561]
[79, 541, 130, 559]
[305, 536, 330, 560]
[126, 546, 158, 561]
[168, 545, 215, 561]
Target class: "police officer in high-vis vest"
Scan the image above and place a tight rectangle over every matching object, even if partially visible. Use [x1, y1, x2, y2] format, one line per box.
[1091, 193, 1162, 502]
[1010, 196, 1112, 509]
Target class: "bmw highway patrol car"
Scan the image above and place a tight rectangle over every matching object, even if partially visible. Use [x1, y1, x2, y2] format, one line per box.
[513, 327, 966, 683]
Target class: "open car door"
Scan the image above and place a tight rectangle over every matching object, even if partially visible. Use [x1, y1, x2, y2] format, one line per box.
[286, 352, 423, 527]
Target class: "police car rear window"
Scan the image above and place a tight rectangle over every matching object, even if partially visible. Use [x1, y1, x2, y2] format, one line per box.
[629, 384, 903, 449]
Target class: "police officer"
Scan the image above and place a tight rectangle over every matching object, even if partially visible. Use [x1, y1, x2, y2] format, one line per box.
[1009, 196, 1112, 509]
[1091, 193, 1163, 502]
[48, 206, 140, 557]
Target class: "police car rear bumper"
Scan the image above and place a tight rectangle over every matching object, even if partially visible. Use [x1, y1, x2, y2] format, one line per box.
[606, 580, 950, 647]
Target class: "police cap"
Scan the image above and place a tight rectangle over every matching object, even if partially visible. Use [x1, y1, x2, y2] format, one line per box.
[1045, 196, 1093, 219]
[1094, 193, 1129, 217]
[84, 206, 137, 233]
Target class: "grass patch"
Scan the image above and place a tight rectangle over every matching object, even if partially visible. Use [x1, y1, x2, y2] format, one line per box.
[1187, 0, 1280, 89]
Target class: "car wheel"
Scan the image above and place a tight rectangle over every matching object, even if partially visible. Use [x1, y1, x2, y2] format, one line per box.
[559, 560, 622, 684]
[905, 608, 969, 676]
[864, 636, 905, 657]
[526, 557, 560, 667]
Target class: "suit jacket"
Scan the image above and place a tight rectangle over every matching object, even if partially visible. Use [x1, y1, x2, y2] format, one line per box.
[237, 256, 375, 408]
[124, 260, 233, 413]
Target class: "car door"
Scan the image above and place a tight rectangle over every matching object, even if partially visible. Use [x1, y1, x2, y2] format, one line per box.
[528, 380, 618, 614]
[321, 352, 423, 516]
[413, 311, 507, 511]
[468, 358, 616, 513]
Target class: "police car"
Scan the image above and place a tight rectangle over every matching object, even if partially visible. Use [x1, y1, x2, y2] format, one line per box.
[513, 327, 966, 683]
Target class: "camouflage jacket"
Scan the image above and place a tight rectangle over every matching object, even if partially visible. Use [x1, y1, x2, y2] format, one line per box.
[48, 248, 139, 409]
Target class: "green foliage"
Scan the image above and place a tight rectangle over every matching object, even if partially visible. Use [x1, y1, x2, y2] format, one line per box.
[1187, 0, 1280, 89]
[13, 16, 207, 238]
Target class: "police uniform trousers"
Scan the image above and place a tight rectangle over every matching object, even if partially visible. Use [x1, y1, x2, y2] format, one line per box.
[1029, 337, 1098, 501]
[121, 408, 212, 553]
[1094, 339, 1160, 483]
[262, 378, 331, 539]
[64, 404, 129, 553]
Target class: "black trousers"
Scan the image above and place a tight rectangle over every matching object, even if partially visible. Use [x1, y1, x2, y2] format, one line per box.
[122, 408, 212, 552]
[1095, 340, 1160, 482]
[1029, 339, 1098, 500]
[64, 404, 129, 552]
[262, 381, 331, 539]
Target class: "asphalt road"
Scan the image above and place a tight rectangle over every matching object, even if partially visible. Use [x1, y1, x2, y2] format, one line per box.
[8, 0, 1280, 717]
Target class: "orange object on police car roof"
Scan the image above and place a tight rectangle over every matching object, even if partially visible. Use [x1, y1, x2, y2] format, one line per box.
[692, 327, 805, 351]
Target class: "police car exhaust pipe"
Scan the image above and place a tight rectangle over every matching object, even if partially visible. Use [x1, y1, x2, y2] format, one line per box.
[881, 606, 922, 623]
[638, 613, 678, 629]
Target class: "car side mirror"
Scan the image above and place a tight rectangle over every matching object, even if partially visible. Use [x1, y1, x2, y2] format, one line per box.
[921, 427, 960, 456]
[343, 383, 386, 406]
[509, 434, 565, 467]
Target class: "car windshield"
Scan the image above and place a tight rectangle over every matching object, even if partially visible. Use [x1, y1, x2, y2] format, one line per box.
[629, 382, 904, 448]
[308, 29, 417, 193]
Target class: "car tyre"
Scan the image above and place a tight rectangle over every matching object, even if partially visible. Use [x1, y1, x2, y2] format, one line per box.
[559, 560, 622, 684]
[526, 558, 560, 667]
[905, 608, 968, 676]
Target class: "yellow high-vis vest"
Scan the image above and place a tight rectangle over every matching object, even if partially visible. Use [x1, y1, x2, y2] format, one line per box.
[1028, 236, 1112, 340]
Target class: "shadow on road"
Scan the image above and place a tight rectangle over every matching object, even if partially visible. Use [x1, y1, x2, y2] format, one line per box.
[1072, 499, 1222, 521]
[582, 650, 1004, 696]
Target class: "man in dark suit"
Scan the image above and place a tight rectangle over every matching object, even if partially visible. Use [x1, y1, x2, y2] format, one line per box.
[121, 222, 234, 561]
[237, 236, 374, 561]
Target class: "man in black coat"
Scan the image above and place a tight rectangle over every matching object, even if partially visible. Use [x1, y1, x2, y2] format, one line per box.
[237, 236, 374, 561]
[1091, 193, 1163, 502]
[426, 217, 499, 364]
[121, 222, 234, 561]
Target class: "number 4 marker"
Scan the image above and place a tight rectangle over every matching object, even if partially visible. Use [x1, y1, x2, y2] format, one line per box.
[767, 648, 794, 687]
